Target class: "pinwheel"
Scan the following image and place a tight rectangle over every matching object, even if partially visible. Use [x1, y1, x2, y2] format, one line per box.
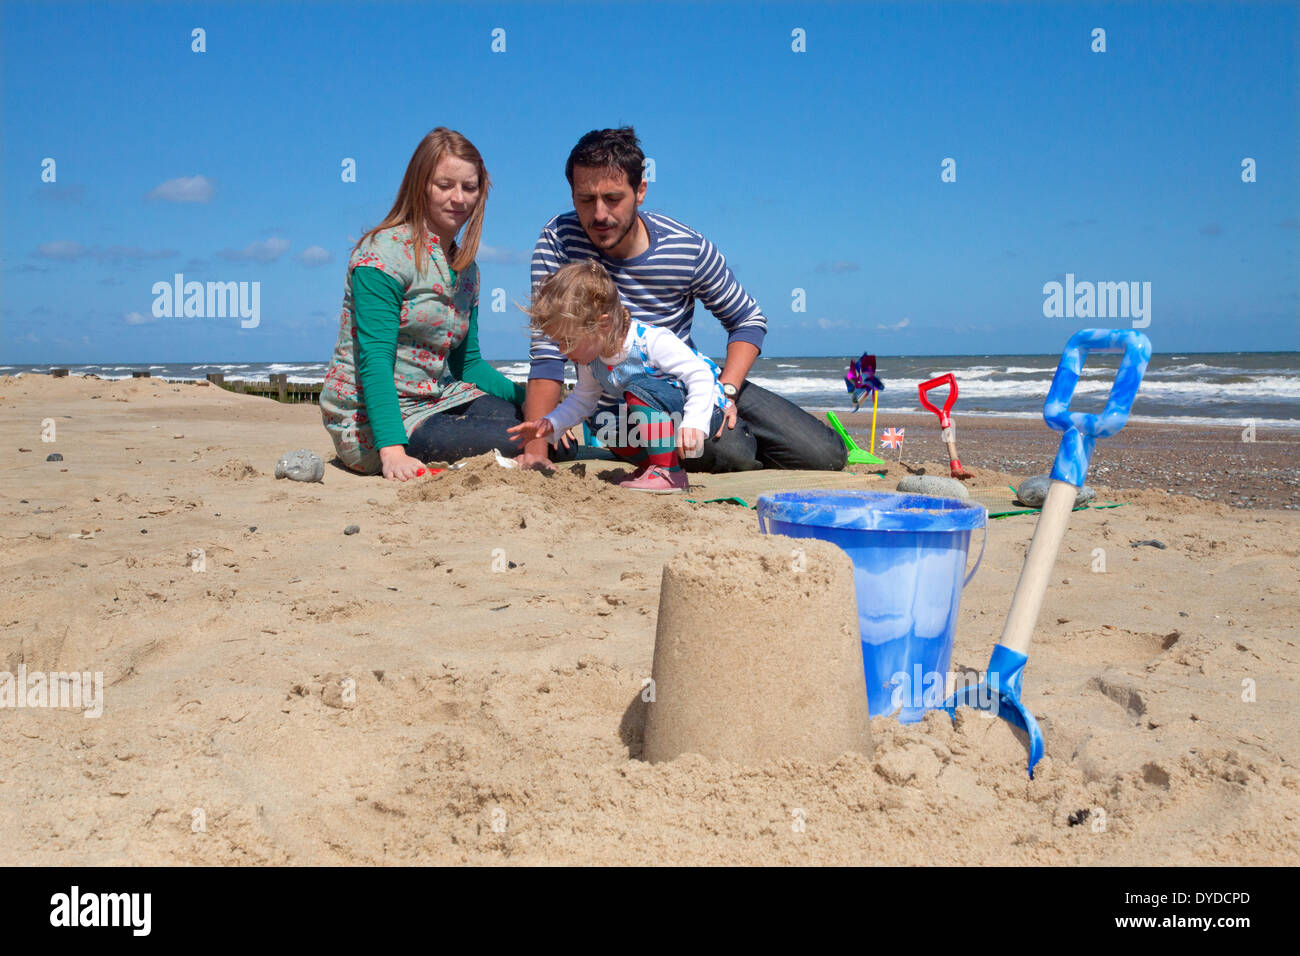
[844, 353, 885, 412]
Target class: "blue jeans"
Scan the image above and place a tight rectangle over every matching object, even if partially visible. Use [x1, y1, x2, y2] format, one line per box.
[406, 394, 613, 464]
[694, 380, 846, 472]
[590, 374, 743, 463]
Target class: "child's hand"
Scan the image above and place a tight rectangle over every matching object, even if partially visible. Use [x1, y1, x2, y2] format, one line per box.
[678, 427, 707, 458]
[507, 418, 555, 444]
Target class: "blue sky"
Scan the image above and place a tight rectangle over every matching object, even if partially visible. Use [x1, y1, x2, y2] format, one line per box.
[3, 0, 1297, 364]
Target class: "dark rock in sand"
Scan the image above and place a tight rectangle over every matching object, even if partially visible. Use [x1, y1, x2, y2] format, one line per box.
[274, 449, 324, 482]
[46, 453, 63, 462]
[1014, 474, 1095, 508]
[1130, 539, 1167, 550]
[344, 524, 360, 535]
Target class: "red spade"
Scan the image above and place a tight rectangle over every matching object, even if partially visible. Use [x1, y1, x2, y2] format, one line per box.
[918, 373, 973, 480]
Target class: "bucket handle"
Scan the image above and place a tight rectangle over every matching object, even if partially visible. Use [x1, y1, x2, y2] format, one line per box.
[964, 518, 987, 589]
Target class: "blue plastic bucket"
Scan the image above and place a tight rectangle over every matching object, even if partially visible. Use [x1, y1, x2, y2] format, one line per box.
[757, 490, 987, 722]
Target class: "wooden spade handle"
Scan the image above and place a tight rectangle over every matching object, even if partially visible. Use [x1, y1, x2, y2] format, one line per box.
[998, 480, 1077, 656]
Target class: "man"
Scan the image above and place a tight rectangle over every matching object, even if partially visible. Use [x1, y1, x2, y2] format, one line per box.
[517, 127, 846, 473]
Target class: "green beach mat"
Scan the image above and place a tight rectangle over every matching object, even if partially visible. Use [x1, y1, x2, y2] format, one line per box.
[683, 471, 1124, 517]
[684, 468, 882, 508]
[971, 486, 1126, 519]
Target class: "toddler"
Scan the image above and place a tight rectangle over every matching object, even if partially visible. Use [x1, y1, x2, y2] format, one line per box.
[509, 261, 730, 493]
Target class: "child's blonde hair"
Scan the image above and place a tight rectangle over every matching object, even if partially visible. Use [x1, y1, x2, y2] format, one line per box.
[524, 260, 630, 356]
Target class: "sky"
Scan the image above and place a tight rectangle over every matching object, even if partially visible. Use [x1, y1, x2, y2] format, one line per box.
[3, 0, 1297, 364]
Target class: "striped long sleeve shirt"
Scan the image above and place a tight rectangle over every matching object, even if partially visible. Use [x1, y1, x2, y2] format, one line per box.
[528, 211, 767, 383]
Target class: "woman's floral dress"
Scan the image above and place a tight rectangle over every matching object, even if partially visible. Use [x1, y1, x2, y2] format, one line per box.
[320, 225, 482, 473]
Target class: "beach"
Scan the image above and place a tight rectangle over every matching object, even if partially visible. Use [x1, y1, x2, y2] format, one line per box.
[2, 373, 1298, 865]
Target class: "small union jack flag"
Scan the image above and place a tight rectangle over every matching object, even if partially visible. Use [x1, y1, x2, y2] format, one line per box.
[880, 427, 905, 449]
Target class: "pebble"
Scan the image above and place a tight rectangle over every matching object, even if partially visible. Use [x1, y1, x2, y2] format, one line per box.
[1014, 474, 1095, 508]
[343, 525, 360, 535]
[274, 449, 324, 482]
[896, 475, 969, 499]
[248, 526, 257, 533]
[1130, 539, 1167, 550]
[46, 453, 63, 462]
[366, 498, 378, 505]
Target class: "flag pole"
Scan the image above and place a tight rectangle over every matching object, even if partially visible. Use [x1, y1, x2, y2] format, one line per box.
[870, 388, 879, 452]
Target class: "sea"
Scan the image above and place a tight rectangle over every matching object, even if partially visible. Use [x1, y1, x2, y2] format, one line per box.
[5, 352, 1298, 429]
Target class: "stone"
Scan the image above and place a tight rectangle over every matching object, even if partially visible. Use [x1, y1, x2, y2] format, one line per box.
[343, 525, 360, 535]
[896, 475, 969, 499]
[274, 449, 324, 483]
[46, 453, 63, 462]
[643, 536, 872, 764]
[1014, 474, 1096, 508]
[1130, 539, 1167, 550]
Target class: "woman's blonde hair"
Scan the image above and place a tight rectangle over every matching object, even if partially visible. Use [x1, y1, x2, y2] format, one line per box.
[353, 127, 489, 273]
[524, 260, 630, 356]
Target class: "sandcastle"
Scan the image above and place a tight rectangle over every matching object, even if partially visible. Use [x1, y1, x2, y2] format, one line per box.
[643, 536, 872, 764]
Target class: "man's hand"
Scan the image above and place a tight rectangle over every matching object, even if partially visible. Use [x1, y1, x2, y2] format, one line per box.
[513, 451, 557, 472]
[378, 445, 429, 482]
[714, 398, 738, 437]
[522, 378, 567, 467]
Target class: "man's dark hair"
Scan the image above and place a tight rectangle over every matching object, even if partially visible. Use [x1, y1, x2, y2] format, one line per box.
[565, 127, 645, 191]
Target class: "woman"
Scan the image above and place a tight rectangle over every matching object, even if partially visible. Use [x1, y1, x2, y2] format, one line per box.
[321, 128, 548, 480]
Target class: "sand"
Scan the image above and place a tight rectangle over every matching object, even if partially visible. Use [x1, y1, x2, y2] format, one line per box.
[1, 373, 1297, 865]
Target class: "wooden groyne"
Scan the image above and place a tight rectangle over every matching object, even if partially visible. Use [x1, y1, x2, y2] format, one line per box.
[203, 373, 322, 404]
[45, 369, 323, 404]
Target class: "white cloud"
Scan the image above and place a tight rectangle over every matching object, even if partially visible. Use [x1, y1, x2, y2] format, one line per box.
[35, 240, 86, 260]
[218, 237, 291, 263]
[815, 317, 850, 330]
[147, 175, 215, 203]
[476, 245, 530, 265]
[298, 245, 332, 266]
[124, 311, 155, 325]
[875, 317, 911, 331]
[33, 242, 175, 262]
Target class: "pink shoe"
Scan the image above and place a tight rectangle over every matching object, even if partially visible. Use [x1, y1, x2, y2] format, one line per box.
[617, 465, 689, 494]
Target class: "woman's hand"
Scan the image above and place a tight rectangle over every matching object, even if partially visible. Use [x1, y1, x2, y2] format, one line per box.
[713, 399, 738, 439]
[678, 427, 708, 458]
[379, 445, 429, 482]
[507, 418, 555, 445]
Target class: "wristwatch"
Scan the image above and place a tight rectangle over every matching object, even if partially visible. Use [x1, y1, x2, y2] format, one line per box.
[721, 383, 738, 401]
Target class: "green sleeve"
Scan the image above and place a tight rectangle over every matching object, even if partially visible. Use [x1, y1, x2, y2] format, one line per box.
[351, 266, 410, 451]
[448, 302, 526, 407]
